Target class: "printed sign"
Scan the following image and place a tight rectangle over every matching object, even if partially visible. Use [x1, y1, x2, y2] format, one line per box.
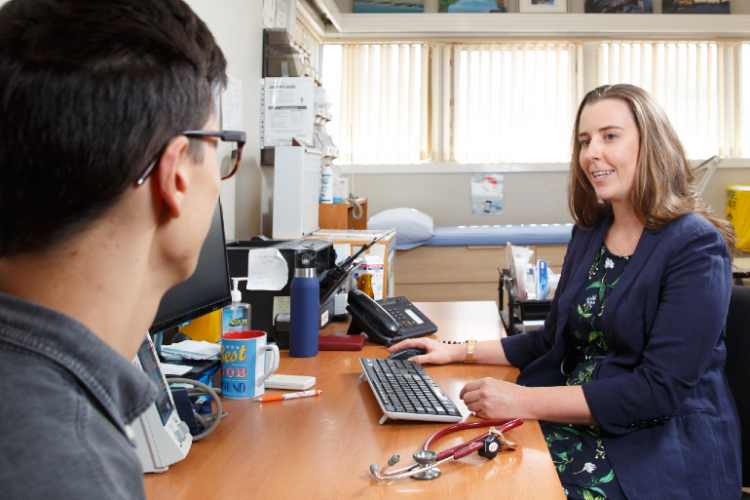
[471, 172, 504, 215]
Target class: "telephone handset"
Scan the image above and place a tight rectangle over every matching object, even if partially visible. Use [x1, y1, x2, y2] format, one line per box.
[346, 289, 438, 345]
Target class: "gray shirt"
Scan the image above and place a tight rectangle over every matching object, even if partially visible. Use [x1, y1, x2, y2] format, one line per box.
[0, 292, 157, 499]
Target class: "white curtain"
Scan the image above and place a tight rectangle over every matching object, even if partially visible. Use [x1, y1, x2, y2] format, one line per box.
[597, 41, 746, 160]
[339, 44, 426, 164]
[442, 42, 580, 163]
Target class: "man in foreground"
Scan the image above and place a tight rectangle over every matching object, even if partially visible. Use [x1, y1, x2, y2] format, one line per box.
[0, 1, 230, 498]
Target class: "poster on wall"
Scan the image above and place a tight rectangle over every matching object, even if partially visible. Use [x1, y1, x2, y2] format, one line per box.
[471, 173, 504, 215]
[263, 0, 276, 28]
[353, 0, 425, 13]
[663, 0, 729, 14]
[585, 0, 653, 13]
[439, 0, 507, 13]
[262, 77, 315, 148]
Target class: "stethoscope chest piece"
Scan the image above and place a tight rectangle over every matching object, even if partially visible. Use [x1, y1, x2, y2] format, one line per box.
[411, 450, 441, 481]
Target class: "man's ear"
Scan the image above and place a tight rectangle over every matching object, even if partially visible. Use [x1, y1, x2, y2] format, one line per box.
[154, 136, 191, 219]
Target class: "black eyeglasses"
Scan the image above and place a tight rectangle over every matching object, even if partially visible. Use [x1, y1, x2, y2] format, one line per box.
[135, 130, 247, 186]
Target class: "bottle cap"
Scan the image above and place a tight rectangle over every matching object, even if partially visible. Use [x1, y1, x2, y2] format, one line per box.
[295, 249, 317, 269]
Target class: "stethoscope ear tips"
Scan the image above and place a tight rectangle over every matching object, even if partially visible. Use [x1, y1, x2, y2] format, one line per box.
[388, 454, 401, 466]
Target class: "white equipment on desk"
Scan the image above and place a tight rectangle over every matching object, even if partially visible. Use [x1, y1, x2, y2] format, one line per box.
[270, 145, 323, 239]
[131, 333, 192, 473]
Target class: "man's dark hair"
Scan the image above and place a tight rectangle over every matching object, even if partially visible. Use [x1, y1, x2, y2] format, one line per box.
[0, 0, 227, 257]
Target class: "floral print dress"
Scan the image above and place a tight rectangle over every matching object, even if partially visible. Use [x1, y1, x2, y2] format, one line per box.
[540, 244, 630, 500]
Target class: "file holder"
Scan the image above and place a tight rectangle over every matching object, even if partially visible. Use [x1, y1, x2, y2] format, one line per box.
[498, 269, 551, 336]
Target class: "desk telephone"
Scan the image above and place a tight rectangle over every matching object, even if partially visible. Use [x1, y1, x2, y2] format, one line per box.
[346, 289, 438, 345]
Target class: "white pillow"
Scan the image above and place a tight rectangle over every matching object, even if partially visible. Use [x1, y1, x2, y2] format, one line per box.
[367, 208, 434, 250]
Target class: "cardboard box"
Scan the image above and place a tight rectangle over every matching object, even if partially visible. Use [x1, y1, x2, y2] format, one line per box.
[306, 229, 397, 298]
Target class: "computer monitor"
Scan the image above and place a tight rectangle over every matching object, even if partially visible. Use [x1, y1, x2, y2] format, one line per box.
[149, 200, 232, 334]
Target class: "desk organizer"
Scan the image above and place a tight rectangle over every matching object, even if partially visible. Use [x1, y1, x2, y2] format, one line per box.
[498, 269, 551, 336]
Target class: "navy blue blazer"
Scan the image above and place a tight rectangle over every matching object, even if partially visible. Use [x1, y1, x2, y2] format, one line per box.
[502, 212, 741, 500]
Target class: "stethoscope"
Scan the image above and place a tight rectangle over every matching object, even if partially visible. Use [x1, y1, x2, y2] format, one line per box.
[370, 418, 523, 481]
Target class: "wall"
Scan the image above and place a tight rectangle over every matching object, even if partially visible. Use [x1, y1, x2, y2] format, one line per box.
[186, 0, 265, 240]
[344, 168, 750, 227]
[330, 0, 750, 227]
[0, 0, 265, 239]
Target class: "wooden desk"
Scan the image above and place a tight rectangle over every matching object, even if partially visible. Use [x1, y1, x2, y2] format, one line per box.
[144, 302, 564, 500]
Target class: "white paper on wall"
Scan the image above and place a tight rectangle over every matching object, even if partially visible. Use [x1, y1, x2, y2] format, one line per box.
[263, 0, 277, 28]
[275, 0, 288, 29]
[222, 75, 243, 131]
[263, 77, 315, 147]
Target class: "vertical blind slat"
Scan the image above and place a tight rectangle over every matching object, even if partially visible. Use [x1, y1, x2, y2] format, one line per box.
[430, 44, 441, 161]
[443, 45, 452, 162]
[743, 44, 749, 157]
[421, 45, 429, 160]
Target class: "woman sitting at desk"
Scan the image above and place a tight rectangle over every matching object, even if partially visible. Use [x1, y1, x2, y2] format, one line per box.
[390, 84, 741, 500]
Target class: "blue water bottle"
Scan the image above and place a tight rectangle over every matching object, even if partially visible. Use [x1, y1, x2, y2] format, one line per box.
[290, 249, 319, 358]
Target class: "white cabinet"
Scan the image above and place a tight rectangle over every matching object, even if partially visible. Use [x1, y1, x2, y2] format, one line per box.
[264, 145, 321, 239]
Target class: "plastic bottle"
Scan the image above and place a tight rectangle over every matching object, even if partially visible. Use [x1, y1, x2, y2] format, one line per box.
[290, 250, 319, 358]
[223, 278, 251, 335]
[320, 164, 333, 204]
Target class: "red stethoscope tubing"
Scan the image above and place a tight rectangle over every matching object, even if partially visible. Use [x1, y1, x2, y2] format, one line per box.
[424, 418, 524, 462]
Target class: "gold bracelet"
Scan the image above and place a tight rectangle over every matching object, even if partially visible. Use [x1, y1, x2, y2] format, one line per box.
[464, 339, 476, 364]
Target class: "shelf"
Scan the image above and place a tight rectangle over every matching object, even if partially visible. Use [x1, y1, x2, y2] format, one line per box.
[323, 13, 750, 40]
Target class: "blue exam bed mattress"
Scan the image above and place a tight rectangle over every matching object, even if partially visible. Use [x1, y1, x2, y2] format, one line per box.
[424, 224, 574, 247]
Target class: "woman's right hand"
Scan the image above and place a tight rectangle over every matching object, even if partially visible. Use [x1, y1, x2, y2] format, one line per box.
[386, 338, 464, 365]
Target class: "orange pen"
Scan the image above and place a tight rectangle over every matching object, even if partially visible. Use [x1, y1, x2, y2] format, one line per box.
[255, 390, 322, 403]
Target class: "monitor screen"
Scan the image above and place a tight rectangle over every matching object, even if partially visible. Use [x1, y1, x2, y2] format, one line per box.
[149, 200, 232, 334]
[137, 335, 174, 425]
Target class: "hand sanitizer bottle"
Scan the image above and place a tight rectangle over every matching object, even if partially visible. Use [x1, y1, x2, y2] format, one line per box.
[223, 278, 251, 335]
[290, 250, 319, 358]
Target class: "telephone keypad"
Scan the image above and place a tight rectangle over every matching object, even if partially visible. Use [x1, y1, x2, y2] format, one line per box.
[376, 296, 437, 338]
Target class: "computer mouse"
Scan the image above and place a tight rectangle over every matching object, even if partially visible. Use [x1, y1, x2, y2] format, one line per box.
[387, 347, 427, 362]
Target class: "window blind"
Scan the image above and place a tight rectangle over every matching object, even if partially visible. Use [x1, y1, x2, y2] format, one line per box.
[445, 42, 581, 163]
[339, 44, 427, 163]
[597, 41, 745, 160]
[325, 40, 749, 166]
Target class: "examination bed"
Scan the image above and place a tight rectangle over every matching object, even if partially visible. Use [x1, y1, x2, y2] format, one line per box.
[394, 224, 573, 303]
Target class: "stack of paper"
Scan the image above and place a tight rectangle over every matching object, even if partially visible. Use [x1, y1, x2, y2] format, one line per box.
[161, 340, 221, 361]
[159, 363, 193, 376]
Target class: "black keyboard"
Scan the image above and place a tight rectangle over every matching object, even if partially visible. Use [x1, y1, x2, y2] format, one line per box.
[360, 358, 463, 424]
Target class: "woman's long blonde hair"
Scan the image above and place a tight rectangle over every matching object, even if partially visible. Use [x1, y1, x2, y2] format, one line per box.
[567, 84, 735, 256]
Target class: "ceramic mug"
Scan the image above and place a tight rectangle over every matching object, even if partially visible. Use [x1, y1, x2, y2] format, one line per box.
[220, 330, 279, 399]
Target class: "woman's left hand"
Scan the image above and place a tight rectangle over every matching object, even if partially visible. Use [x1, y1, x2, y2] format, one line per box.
[460, 378, 525, 420]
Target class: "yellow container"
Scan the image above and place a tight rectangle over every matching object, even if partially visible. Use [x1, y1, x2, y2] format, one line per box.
[727, 184, 750, 252]
[179, 309, 222, 343]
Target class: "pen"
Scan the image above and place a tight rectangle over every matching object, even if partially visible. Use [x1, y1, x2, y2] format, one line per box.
[255, 390, 322, 403]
